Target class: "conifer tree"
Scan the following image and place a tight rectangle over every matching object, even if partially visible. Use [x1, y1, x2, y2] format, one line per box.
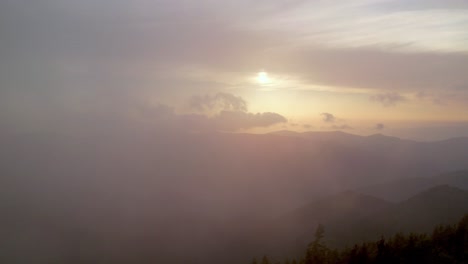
[305, 224, 328, 264]
[261, 255, 270, 264]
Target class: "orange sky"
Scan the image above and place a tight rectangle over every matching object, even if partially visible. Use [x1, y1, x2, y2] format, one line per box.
[1, 0, 468, 140]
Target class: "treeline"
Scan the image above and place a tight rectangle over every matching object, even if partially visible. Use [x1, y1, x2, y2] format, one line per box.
[252, 214, 468, 264]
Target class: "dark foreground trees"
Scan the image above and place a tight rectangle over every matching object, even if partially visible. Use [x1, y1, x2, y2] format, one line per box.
[252, 214, 468, 264]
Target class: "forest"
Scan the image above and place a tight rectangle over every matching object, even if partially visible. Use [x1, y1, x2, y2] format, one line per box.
[252, 214, 468, 264]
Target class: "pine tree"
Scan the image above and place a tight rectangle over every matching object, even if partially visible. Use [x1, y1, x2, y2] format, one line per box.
[249, 214, 468, 264]
[261, 255, 270, 264]
[375, 237, 388, 264]
[305, 224, 328, 264]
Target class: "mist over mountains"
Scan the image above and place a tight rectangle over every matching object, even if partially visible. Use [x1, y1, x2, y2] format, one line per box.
[358, 170, 468, 202]
[1, 130, 468, 263]
[262, 184, 468, 258]
[2, 0, 468, 263]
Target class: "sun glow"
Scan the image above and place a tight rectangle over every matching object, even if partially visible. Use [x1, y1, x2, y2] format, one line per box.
[256, 71, 271, 85]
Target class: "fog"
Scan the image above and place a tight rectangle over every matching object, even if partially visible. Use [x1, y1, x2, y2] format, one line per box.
[2, 0, 468, 263]
[2, 114, 468, 263]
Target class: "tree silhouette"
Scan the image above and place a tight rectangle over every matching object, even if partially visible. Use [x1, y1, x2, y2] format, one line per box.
[261, 255, 271, 264]
[250, 214, 468, 264]
[305, 224, 329, 264]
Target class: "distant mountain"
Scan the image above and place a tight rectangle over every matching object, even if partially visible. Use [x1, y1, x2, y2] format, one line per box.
[358, 185, 468, 242]
[255, 185, 468, 258]
[252, 191, 393, 259]
[284, 191, 393, 246]
[387, 185, 468, 229]
[268, 130, 303, 137]
[2, 130, 468, 264]
[343, 185, 468, 245]
[432, 170, 468, 188]
[265, 131, 468, 190]
[271, 130, 409, 143]
[259, 213, 468, 264]
[285, 191, 392, 233]
[358, 170, 468, 202]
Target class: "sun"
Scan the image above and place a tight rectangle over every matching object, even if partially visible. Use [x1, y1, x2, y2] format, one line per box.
[256, 71, 271, 85]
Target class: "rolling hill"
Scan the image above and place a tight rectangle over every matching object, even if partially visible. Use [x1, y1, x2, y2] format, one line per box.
[258, 185, 468, 260]
[2, 131, 468, 264]
[358, 170, 468, 202]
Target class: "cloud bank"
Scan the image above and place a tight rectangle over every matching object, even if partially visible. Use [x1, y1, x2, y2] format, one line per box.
[370, 92, 406, 107]
[189, 93, 248, 113]
[156, 93, 287, 132]
[321, 113, 336, 123]
[375, 123, 385, 130]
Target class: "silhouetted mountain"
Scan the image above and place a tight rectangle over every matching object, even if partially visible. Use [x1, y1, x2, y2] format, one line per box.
[358, 170, 468, 202]
[256, 214, 468, 264]
[250, 191, 393, 259]
[379, 185, 468, 232]
[2, 131, 468, 264]
[254, 185, 468, 259]
[345, 185, 468, 247]
[292, 191, 391, 222]
[268, 130, 303, 137]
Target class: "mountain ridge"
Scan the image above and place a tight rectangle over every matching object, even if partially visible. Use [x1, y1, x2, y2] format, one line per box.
[358, 170, 468, 202]
[254, 184, 468, 259]
[266, 130, 468, 144]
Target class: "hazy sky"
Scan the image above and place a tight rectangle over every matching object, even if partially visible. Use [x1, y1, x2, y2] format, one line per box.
[1, 0, 468, 140]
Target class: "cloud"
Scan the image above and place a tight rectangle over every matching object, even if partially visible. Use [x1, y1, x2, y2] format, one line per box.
[415, 91, 428, 100]
[375, 123, 385, 130]
[421, 88, 466, 106]
[182, 93, 288, 131]
[173, 110, 287, 131]
[331, 124, 353, 130]
[274, 47, 468, 93]
[184, 93, 286, 130]
[375, 0, 468, 11]
[0, 0, 285, 71]
[212, 111, 287, 130]
[453, 85, 468, 91]
[321, 112, 336, 123]
[303, 124, 312, 129]
[2, 0, 468, 135]
[150, 93, 287, 132]
[189, 93, 248, 113]
[320, 112, 352, 130]
[3, 0, 468, 114]
[370, 92, 406, 107]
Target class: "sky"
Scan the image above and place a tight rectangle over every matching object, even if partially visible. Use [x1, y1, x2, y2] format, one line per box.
[1, 0, 468, 140]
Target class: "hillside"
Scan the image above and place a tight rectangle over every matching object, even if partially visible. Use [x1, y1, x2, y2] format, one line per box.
[254, 214, 468, 264]
[2, 131, 468, 264]
[249, 191, 393, 260]
[347, 185, 468, 246]
[253, 185, 468, 259]
[379, 185, 468, 232]
[358, 170, 468, 202]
